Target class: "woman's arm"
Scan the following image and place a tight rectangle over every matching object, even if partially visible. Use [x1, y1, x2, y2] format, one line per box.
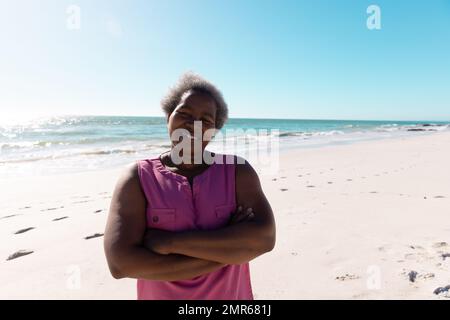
[103, 162, 225, 281]
[147, 160, 276, 265]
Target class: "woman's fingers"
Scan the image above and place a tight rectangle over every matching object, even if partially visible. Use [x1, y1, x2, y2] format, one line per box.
[229, 206, 242, 224]
[229, 206, 254, 225]
[246, 208, 255, 221]
[235, 208, 251, 223]
[229, 206, 243, 223]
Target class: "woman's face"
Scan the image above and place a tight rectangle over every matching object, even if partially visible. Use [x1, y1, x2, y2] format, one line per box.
[167, 90, 217, 154]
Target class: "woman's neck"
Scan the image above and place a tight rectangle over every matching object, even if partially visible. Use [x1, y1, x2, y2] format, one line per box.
[162, 150, 213, 172]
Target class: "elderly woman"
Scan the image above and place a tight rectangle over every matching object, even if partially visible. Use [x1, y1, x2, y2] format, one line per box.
[104, 72, 276, 300]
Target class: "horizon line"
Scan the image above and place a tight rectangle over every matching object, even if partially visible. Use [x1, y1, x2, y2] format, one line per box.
[2, 113, 450, 125]
[54, 113, 450, 123]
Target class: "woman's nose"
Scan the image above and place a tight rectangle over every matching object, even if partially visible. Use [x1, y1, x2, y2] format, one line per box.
[185, 116, 202, 125]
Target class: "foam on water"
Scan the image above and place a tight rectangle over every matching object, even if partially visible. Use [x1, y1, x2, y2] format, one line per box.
[0, 115, 449, 178]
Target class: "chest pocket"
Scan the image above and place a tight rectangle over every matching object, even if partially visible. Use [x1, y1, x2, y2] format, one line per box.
[147, 208, 176, 231]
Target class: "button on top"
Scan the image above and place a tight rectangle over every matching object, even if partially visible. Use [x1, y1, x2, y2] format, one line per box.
[152, 216, 159, 223]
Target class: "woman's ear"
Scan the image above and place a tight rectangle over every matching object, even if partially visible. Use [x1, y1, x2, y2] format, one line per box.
[165, 113, 172, 131]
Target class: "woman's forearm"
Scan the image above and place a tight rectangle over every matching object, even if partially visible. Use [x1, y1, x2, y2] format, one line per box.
[168, 221, 275, 265]
[109, 245, 225, 281]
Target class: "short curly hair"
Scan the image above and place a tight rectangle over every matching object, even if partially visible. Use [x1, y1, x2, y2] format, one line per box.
[161, 71, 229, 129]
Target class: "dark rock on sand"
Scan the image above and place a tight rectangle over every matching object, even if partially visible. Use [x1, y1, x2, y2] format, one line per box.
[40, 206, 64, 212]
[52, 216, 68, 221]
[0, 214, 21, 220]
[441, 253, 450, 260]
[433, 285, 450, 295]
[407, 128, 426, 132]
[85, 233, 104, 240]
[7, 250, 34, 261]
[14, 227, 35, 234]
[335, 274, 360, 281]
[408, 270, 418, 282]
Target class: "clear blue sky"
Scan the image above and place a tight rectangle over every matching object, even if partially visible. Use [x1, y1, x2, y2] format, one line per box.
[1, 0, 449, 122]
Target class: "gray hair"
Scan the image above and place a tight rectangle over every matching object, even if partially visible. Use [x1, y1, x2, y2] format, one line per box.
[161, 71, 229, 129]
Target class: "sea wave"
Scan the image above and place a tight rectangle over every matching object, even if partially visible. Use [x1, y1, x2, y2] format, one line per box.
[271, 130, 345, 138]
[0, 141, 67, 150]
[2, 116, 450, 179]
[0, 140, 174, 164]
[375, 123, 449, 133]
[0, 137, 157, 151]
[0, 148, 139, 164]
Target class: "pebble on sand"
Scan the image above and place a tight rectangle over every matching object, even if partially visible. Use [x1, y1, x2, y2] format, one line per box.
[84, 233, 104, 240]
[7, 250, 34, 261]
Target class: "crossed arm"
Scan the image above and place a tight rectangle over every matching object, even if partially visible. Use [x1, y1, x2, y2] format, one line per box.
[103, 161, 276, 281]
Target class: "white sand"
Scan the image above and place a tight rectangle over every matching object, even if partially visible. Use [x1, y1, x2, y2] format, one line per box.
[1, 132, 450, 299]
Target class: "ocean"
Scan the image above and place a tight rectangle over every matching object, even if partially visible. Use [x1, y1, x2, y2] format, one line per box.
[1, 115, 449, 178]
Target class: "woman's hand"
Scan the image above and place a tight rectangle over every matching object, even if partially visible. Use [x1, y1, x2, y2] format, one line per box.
[228, 206, 255, 225]
[144, 228, 174, 255]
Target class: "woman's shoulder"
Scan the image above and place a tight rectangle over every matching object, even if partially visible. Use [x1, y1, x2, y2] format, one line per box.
[134, 156, 162, 175]
[118, 158, 157, 185]
[232, 156, 259, 180]
[233, 157, 262, 196]
[111, 162, 147, 203]
[117, 161, 141, 184]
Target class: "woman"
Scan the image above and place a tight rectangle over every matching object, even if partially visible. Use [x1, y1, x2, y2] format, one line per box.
[104, 72, 276, 300]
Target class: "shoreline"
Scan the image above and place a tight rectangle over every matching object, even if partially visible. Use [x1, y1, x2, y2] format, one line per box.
[1, 128, 448, 181]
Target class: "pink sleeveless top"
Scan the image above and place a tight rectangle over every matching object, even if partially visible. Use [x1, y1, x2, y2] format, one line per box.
[136, 153, 253, 300]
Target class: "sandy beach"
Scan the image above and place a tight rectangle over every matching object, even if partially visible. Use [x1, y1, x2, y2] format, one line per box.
[1, 131, 450, 299]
